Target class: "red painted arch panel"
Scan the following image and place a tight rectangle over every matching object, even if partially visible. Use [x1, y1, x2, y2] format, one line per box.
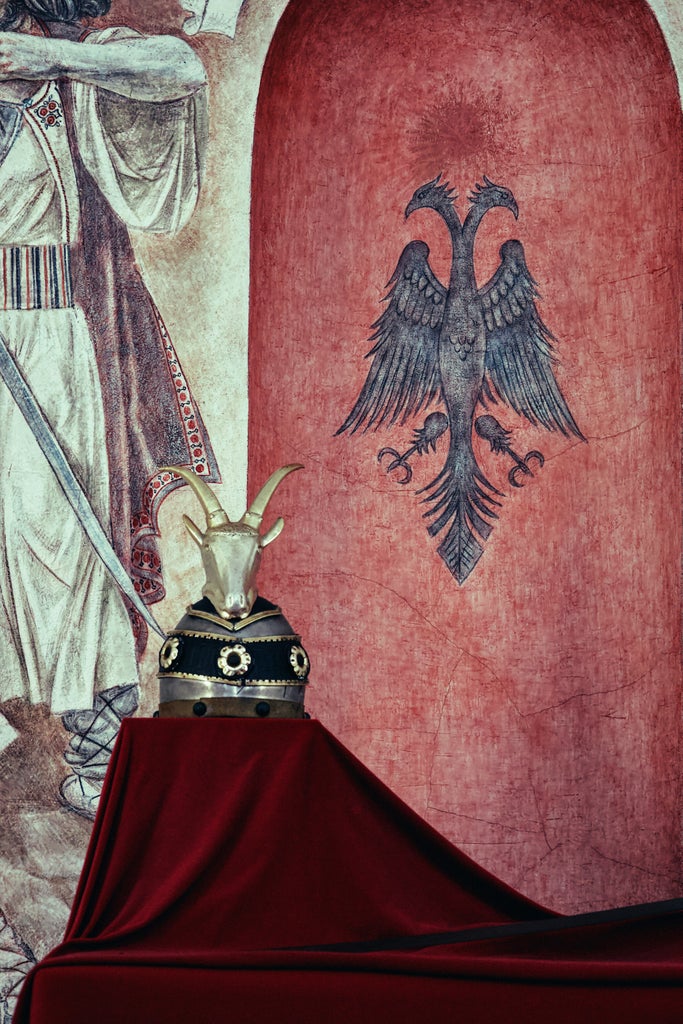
[249, 0, 683, 912]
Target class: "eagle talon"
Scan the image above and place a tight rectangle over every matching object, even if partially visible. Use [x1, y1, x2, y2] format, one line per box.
[378, 447, 413, 484]
[476, 416, 545, 489]
[508, 450, 545, 488]
[509, 463, 530, 488]
[378, 412, 449, 486]
[524, 450, 544, 471]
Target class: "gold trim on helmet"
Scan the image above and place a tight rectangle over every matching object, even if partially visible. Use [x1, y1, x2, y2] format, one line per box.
[217, 643, 252, 678]
[185, 605, 283, 631]
[289, 645, 310, 679]
[159, 636, 181, 669]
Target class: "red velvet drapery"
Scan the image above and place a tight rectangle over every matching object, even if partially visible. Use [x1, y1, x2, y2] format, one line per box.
[14, 719, 683, 1022]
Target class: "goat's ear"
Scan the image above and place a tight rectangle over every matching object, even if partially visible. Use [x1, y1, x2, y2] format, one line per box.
[260, 516, 284, 548]
[182, 514, 204, 546]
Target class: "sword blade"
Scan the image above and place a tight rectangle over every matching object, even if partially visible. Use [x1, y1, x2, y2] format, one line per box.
[0, 331, 166, 640]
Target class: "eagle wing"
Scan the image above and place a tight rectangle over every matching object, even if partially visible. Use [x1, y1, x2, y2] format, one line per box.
[478, 240, 584, 439]
[336, 241, 446, 435]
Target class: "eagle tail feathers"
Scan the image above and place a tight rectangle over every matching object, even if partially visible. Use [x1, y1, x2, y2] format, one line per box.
[418, 448, 501, 584]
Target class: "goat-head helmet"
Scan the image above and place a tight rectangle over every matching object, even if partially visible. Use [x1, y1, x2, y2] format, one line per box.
[160, 463, 303, 620]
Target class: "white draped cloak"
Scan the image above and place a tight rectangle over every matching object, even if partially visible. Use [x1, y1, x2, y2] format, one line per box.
[0, 28, 206, 751]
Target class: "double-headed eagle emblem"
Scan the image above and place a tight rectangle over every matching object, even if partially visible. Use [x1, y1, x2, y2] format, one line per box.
[337, 175, 585, 583]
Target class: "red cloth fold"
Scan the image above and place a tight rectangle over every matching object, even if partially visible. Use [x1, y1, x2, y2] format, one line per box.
[15, 720, 683, 1023]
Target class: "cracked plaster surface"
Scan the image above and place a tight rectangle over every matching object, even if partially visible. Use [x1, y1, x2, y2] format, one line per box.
[248, 0, 683, 917]
[278, 556, 682, 914]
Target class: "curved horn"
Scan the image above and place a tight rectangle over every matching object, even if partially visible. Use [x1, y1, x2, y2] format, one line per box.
[242, 464, 303, 530]
[160, 466, 230, 528]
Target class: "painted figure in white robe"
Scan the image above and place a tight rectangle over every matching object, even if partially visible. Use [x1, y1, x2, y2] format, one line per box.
[0, 0, 217, 818]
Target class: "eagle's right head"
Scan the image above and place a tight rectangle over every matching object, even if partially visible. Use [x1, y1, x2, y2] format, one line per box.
[405, 174, 457, 220]
[468, 176, 519, 219]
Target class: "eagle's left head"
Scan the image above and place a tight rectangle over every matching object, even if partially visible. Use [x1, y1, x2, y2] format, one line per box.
[468, 176, 518, 219]
[405, 173, 457, 220]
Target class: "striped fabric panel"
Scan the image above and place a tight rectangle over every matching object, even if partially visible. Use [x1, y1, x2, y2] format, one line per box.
[1, 245, 73, 310]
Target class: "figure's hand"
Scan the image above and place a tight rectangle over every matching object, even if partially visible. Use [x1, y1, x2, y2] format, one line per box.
[0, 33, 57, 81]
[181, 0, 245, 37]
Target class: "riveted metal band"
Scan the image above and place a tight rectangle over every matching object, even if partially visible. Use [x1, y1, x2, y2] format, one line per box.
[158, 697, 306, 719]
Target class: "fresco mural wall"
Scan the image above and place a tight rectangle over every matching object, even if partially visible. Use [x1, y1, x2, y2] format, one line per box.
[0, 1, 263, 1016]
[249, 0, 683, 915]
[0, 0, 682, 1017]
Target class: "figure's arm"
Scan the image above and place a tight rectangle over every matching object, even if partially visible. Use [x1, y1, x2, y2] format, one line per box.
[0, 31, 206, 101]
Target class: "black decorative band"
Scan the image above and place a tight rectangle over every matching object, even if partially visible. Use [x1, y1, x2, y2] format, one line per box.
[158, 631, 310, 686]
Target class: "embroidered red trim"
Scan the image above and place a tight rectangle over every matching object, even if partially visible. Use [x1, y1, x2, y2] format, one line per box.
[128, 303, 219, 622]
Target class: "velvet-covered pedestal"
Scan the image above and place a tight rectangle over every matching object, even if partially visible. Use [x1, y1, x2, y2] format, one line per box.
[14, 719, 683, 1023]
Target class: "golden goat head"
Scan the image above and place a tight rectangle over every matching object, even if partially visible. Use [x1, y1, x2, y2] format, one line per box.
[161, 464, 303, 620]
